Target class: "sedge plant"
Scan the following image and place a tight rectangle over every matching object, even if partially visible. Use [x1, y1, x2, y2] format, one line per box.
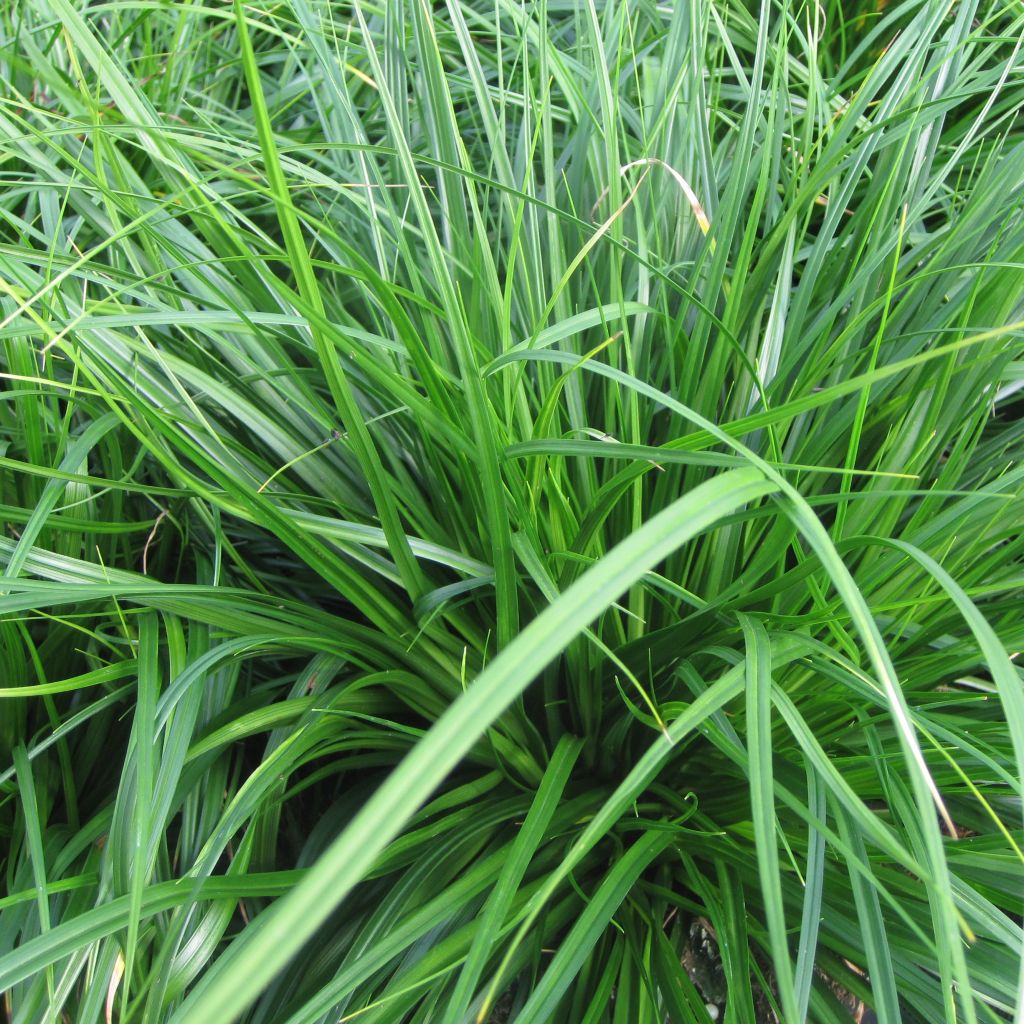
[1, 0, 1023, 1022]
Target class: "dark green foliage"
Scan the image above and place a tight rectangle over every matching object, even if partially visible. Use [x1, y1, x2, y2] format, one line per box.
[1, 1, 1022, 1022]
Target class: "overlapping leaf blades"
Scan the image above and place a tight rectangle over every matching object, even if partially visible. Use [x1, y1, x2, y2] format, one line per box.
[1, 1, 1022, 1023]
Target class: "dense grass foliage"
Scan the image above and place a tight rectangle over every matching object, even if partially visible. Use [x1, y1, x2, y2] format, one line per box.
[2, 0, 1023, 1021]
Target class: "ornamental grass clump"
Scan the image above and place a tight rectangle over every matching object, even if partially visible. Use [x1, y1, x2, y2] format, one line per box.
[1, 1, 1023, 1022]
